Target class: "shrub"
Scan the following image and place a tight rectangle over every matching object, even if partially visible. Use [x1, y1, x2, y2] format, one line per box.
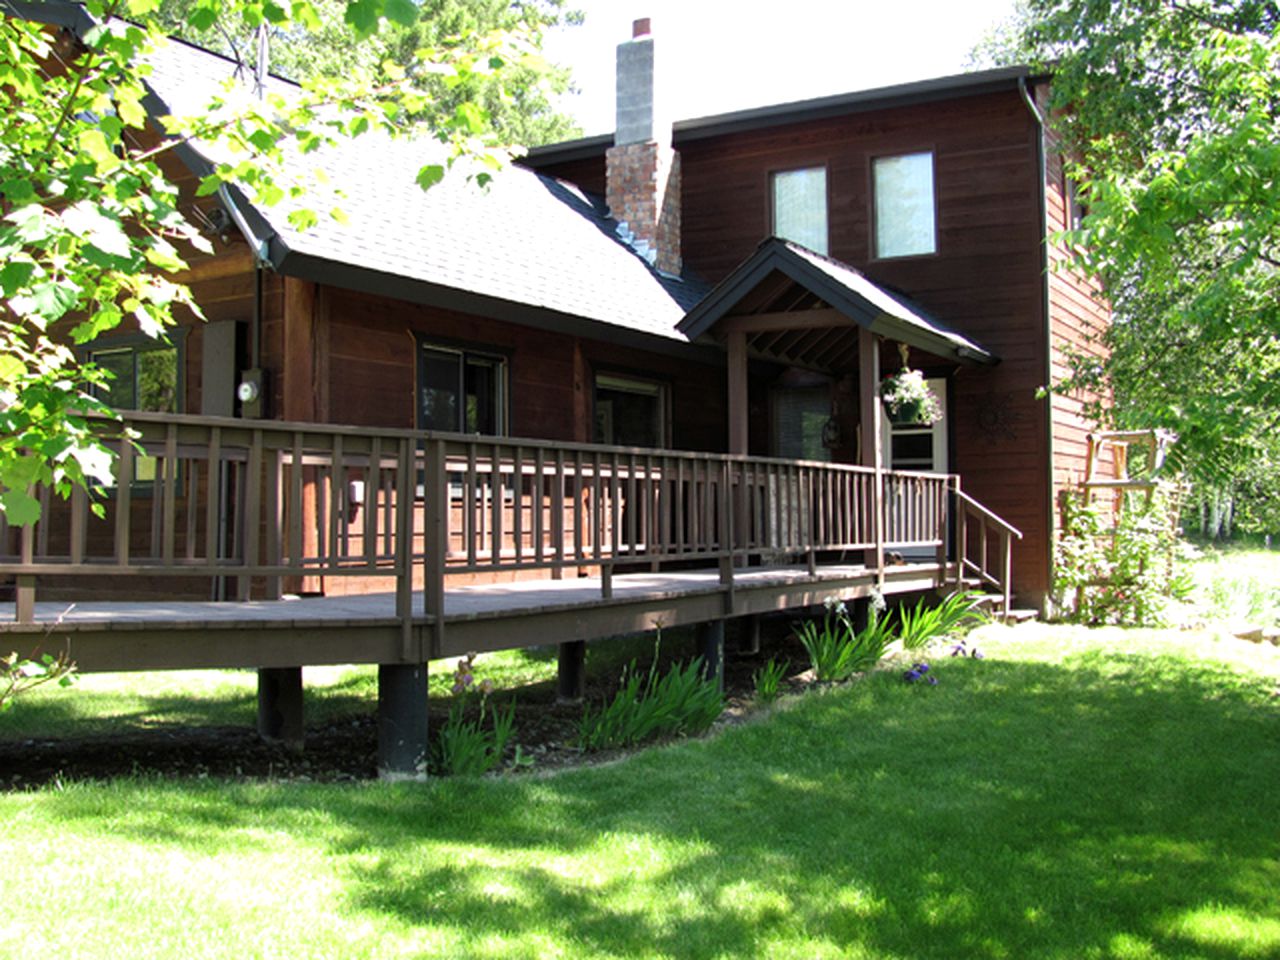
[434, 654, 515, 777]
[896, 590, 990, 651]
[1, 650, 75, 713]
[752, 658, 788, 704]
[578, 642, 724, 752]
[796, 596, 891, 682]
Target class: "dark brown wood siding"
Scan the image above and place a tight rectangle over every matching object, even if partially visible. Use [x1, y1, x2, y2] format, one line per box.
[1041, 90, 1114, 513]
[676, 90, 1055, 601]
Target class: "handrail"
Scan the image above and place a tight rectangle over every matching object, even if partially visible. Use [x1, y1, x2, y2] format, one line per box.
[952, 483, 1021, 613]
[954, 487, 1023, 540]
[1, 411, 1020, 625]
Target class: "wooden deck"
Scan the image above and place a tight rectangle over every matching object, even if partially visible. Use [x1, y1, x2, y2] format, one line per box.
[0, 413, 1019, 774]
[0, 561, 952, 672]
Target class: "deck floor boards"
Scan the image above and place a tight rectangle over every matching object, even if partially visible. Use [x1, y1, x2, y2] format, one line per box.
[0, 562, 953, 671]
[3, 563, 905, 630]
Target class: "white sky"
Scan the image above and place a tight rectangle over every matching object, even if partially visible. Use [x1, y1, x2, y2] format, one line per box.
[542, 0, 1020, 136]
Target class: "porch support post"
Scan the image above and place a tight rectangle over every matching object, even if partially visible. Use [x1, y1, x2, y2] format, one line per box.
[557, 640, 586, 703]
[698, 619, 725, 691]
[377, 663, 430, 779]
[256, 666, 304, 749]
[859, 326, 885, 581]
[727, 330, 749, 455]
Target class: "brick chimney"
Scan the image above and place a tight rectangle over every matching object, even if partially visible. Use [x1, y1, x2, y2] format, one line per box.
[606, 18, 682, 277]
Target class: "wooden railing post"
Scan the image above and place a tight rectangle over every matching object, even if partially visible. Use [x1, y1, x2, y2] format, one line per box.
[718, 459, 734, 612]
[954, 480, 968, 589]
[395, 437, 414, 659]
[16, 520, 34, 624]
[422, 438, 447, 660]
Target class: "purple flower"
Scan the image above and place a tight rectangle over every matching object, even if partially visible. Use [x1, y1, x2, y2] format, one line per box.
[904, 669, 921, 682]
[949, 643, 966, 657]
[928, 676, 939, 686]
[971, 650, 985, 660]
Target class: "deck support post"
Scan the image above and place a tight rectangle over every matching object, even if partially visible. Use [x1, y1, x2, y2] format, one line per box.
[698, 620, 725, 691]
[557, 640, 586, 703]
[734, 615, 760, 656]
[377, 663, 429, 780]
[256, 666, 304, 748]
[848, 597, 870, 635]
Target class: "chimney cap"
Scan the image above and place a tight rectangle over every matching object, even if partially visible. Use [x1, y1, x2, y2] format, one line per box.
[632, 17, 651, 38]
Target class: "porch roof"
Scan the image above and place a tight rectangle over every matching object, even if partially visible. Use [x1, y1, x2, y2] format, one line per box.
[678, 239, 998, 371]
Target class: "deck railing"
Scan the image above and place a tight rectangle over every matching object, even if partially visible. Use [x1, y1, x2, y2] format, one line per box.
[0, 412, 1015, 622]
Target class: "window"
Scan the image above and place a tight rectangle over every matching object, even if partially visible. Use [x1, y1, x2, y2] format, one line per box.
[594, 374, 667, 448]
[1063, 167, 1085, 231]
[418, 343, 506, 434]
[88, 342, 179, 413]
[772, 386, 832, 461]
[771, 167, 828, 255]
[86, 340, 181, 485]
[873, 152, 936, 258]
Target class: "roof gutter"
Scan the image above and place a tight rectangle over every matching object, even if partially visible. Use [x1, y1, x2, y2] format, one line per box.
[217, 184, 270, 265]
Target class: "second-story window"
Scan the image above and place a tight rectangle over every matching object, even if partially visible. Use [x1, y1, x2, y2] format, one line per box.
[873, 152, 936, 258]
[772, 167, 828, 255]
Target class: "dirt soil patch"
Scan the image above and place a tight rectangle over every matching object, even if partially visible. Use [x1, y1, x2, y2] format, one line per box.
[0, 636, 796, 789]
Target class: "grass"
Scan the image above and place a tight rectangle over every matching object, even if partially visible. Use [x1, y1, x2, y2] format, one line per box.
[2, 623, 1279, 958]
[1184, 544, 1280, 629]
[0, 635, 673, 740]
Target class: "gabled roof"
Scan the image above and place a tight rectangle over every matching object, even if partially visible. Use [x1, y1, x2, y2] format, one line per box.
[139, 37, 710, 346]
[14, 2, 712, 353]
[526, 65, 1043, 167]
[679, 239, 997, 368]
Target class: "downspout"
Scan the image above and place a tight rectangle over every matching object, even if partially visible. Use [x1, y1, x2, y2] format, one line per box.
[1019, 74, 1056, 615]
[217, 184, 270, 370]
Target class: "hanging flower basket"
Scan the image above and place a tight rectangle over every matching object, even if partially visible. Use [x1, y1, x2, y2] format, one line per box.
[880, 368, 941, 426]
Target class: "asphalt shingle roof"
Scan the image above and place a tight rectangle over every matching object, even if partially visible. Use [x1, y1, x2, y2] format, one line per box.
[141, 36, 707, 341]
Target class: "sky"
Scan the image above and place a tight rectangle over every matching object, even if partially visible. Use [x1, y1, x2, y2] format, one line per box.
[541, 0, 1021, 136]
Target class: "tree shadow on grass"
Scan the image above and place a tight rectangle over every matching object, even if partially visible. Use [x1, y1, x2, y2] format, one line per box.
[41, 649, 1280, 959]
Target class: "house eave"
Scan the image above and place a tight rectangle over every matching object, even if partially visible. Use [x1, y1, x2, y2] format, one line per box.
[272, 248, 724, 366]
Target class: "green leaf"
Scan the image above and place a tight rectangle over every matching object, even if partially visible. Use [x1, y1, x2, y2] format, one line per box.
[28, 281, 80, 321]
[62, 202, 132, 260]
[383, 0, 417, 28]
[287, 208, 318, 231]
[0, 353, 26, 386]
[343, 0, 381, 38]
[5, 204, 52, 243]
[415, 164, 444, 191]
[0, 489, 42, 526]
[0, 260, 36, 296]
[292, 0, 322, 31]
[78, 129, 120, 172]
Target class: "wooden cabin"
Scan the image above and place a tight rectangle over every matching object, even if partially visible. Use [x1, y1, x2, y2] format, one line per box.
[0, 9, 1110, 775]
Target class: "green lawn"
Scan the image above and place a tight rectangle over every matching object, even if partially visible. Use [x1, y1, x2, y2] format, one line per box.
[2, 624, 1278, 959]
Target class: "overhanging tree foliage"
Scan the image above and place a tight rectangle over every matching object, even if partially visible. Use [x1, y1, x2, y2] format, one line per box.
[999, 1, 1280, 500]
[154, 0, 582, 146]
[0, 0, 554, 524]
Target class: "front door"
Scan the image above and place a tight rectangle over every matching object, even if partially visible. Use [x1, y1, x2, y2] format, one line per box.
[881, 377, 947, 559]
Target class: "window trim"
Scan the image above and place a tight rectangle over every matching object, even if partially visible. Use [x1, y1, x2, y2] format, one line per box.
[78, 331, 187, 493]
[768, 163, 831, 256]
[591, 368, 671, 449]
[869, 149, 939, 261]
[413, 335, 510, 436]
[80, 330, 187, 414]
